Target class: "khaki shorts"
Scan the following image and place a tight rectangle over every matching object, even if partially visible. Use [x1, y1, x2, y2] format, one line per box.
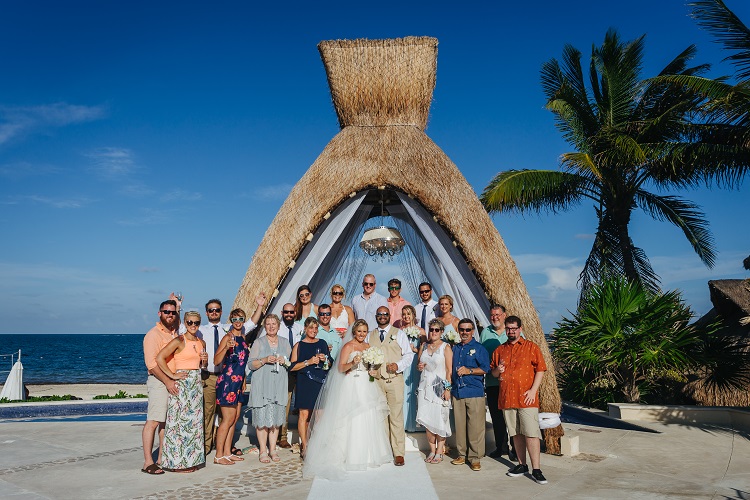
[503, 407, 542, 439]
[146, 375, 169, 422]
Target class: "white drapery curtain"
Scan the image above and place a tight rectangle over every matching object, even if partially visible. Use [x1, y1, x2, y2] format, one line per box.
[262, 189, 490, 331]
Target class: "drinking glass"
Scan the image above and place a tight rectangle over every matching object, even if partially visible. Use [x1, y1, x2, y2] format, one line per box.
[272, 350, 279, 373]
[315, 347, 322, 369]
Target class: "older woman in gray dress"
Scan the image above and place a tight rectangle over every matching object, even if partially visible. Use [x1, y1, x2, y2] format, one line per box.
[249, 314, 292, 464]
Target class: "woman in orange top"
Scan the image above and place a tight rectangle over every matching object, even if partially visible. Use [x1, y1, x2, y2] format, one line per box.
[157, 311, 208, 472]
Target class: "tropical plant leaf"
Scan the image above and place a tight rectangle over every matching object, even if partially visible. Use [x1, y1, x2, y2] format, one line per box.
[480, 169, 593, 214]
[690, 0, 750, 81]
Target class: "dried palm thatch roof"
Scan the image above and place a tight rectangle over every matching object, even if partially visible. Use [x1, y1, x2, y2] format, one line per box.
[234, 37, 562, 417]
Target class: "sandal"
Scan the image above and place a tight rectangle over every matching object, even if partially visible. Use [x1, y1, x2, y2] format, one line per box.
[270, 451, 280, 462]
[424, 452, 435, 463]
[141, 463, 165, 475]
[432, 454, 444, 464]
[259, 452, 271, 464]
[229, 454, 244, 461]
[213, 456, 235, 465]
[231, 447, 243, 456]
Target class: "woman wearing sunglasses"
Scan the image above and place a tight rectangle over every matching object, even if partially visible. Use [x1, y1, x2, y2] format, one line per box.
[294, 284, 318, 324]
[329, 284, 354, 330]
[213, 308, 250, 465]
[156, 311, 208, 472]
[416, 318, 453, 464]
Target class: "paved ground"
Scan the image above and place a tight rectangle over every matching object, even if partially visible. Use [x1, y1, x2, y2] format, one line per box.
[0, 408, 748, 499]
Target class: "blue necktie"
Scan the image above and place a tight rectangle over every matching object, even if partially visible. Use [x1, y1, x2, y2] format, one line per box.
[213, 325, 219, 353]
[288, 326, 295, 347]
[380, 329, 385, 342]
[420, 305, 427, 329]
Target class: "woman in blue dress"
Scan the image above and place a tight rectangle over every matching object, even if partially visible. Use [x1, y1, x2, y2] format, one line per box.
[213, 308, 249, 465]
[290, 317, 333, 458]
[400, 305, 425, 432]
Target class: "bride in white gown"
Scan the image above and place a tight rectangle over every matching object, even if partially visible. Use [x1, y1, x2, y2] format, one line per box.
[303, 319, 392, 480]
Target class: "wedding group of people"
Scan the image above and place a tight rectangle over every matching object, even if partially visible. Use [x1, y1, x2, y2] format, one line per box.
[140, 273, 549, 485]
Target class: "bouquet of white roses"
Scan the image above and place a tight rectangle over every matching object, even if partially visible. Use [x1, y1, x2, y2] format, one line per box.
[403, 326, 421, 341]
[442, 328, 460, 345]
[362, 346, 384, 367]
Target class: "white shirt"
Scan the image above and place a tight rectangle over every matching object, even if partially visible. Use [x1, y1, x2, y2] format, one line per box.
[181, 318, 256, 373]
[351, 291, 389, 330]
[367, 326, 414, 374]
[416, 299, 438, 329]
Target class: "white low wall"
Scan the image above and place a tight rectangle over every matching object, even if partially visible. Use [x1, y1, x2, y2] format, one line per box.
[608, 403, 750, 431]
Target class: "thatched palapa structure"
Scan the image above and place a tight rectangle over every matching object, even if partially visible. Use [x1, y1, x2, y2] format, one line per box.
[234, 37, 564, 451]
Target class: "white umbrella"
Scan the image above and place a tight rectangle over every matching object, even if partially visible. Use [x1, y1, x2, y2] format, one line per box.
[0, 351, 24, 401]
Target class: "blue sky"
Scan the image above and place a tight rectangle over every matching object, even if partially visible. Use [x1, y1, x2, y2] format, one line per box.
[1, 1, 748, 334]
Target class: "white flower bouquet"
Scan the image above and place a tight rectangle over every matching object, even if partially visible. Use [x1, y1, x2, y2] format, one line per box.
[403, 326, 421, 341]
[362, 346, 384, 382]
[362, 346, 384, 367]
[442, 329, 460, 345]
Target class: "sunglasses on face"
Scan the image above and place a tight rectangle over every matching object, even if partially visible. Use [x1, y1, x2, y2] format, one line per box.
[331, 291, 344, 296]
[429, 327, 443, 332]
[388, 286, 400, 291]
[160, 310, 178, 316]
[318, 312, 331, 317]
[376, 312, 390, 317]
[363, 282, 375, 287]
[207, 308, 222, 313]
[419, 289, 431, 294]
[185, 320, 200, 326]
[458, 327, 473, 333]
[282, 310, 295, 314]
[299, 292, 311, 298]
[230, 317, 245, 323]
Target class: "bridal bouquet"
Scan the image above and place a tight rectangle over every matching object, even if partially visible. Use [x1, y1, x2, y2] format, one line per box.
[442, 329, 460, 345]
[403, 326, 421, 342]
[361, 346, 384, 382]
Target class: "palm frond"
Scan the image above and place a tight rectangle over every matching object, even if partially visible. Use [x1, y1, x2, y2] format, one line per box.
[690, 0, 750, 81]
[480, 169, 593, 215]
[635, 190, 716, 267]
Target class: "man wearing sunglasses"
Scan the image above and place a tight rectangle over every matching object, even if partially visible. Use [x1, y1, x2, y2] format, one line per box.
[369, 306, 414, 466]
[386, 278, 411, 327]
[490, 316, 548, 485]
[185, 293, 266, 456]
[450, 319, 490, 472]
[141, 299, 180, 475]
[315, 303, 343, 360]
[416, 282, 438, 330]
[351, 273, 388, 330]
[278, 303, 303, 449]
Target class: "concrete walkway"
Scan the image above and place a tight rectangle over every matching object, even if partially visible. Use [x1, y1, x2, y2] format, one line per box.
[0, 410, 748, 499]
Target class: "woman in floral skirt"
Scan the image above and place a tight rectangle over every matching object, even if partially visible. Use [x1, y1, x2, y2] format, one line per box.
[213, 308, 249, 465]
[156, 310, 208, 472]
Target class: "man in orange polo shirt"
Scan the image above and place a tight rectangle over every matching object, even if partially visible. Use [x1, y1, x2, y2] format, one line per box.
[490, 315, 548, 485]
[141, 299, 180, 475]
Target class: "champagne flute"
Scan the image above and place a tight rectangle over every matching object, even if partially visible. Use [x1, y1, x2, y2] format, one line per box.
[272, 350, 279, 373]
[315, 347, 322, 369]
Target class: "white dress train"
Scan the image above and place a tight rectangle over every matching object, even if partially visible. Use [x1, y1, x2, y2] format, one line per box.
[303, 350, 392, 480]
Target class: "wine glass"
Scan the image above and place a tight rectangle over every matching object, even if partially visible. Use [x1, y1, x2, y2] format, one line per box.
[315, 347, 322, 369]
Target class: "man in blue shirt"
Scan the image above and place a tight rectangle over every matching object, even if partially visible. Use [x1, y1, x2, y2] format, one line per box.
[450, 318, 490, 471]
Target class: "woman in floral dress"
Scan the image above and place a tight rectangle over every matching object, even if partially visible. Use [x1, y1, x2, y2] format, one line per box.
[156, 310, 208, 472]
[213, 308, 249, 465]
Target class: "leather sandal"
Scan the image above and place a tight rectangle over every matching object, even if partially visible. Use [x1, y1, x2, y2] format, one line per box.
[424, 452, 435, 463]
[270, 451, 280, 462]
[259, 452, 271, 464]
[213, 456, 234, 465]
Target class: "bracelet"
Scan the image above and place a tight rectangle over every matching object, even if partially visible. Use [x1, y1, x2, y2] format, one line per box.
[304, 360, 309, 367]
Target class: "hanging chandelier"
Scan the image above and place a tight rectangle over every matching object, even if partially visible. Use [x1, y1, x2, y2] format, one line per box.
[359, 225, 406, 258]
[359, 192, 406, 260]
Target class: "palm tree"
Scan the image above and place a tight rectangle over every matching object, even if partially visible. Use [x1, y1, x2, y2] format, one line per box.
[481, 30, 721, 294]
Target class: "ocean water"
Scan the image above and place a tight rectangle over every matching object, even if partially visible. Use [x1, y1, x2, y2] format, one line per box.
[0, 334, 147, 384]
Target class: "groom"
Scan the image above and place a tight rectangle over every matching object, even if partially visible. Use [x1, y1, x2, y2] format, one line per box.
[369, 306, 414, 466]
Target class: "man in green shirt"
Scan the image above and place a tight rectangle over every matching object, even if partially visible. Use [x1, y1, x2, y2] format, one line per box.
[479, 304, 516, 461]
[316, 303, 343, 361]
